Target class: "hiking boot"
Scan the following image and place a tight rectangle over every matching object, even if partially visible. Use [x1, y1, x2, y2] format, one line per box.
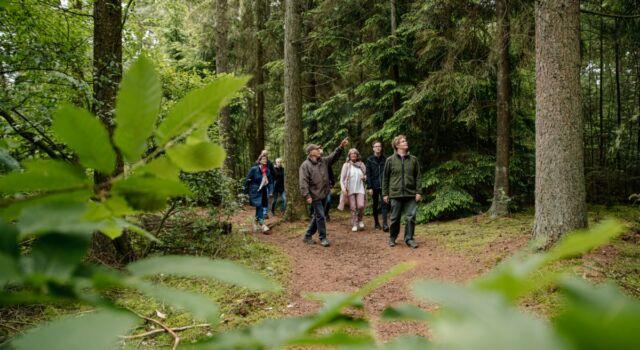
[388, 238, 396, 247]
[382, 224, 389, 232]
[352, 225, 358, 232]
[358, 221, 365, 230]
[406, 240, 419, 249]
[320, 239, 331, 247]
[303, 236, 315, 245]
[374, 223, 382, 230]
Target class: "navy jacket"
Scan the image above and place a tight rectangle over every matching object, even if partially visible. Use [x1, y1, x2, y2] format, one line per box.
[244, 165, 270, 207]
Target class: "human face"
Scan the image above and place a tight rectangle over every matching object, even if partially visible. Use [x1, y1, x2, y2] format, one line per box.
[349, 151, 358, 162]
[372, 143, 382, 155]
[275, 159, 282, 167]
[396, 138, 408, 152]
[309, 148, 321, 158]
[259, 156, 268, 165]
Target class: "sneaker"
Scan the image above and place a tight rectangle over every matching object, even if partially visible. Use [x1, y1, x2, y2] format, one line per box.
[374, 223, 382, 230]
[261, 224, 270, 234]
[388, 238, 396, 247]
[351, 225, 358, 232]
[383, 224, 389, 232]
[406, 240, 418, 249]
[303, 236, 315, 245]
[358, 221, 365, 230]
[320, 239, 330, 247]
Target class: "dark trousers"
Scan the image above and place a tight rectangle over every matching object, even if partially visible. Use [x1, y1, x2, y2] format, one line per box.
[389, 197, 417, 243]
[324, 191, 333, 220]
[305, 198, 328, 240]
[371, 188, 388, 225]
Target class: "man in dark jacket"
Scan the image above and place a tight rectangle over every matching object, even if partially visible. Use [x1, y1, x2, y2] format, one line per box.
[299, 137, 349, 247]
[366, 140, 389, 231]
[382, 135, 421, 249]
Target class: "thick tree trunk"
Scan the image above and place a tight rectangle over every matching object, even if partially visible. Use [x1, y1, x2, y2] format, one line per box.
[533, 0, 587, 247]
[284, 0, 305, 221]
[255, 0, 266, 153]
[216, 0, 236, 177]
[92, 0, 135, 264]
[390, 0, 400, 113]
[489, 0, 511, 218]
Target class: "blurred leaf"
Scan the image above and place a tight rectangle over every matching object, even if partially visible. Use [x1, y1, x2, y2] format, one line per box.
[136, 156, 180, 181]
[381, 335, 432, 350]
[0, 190, 92, 221]
[381, 304, 431, 321]
[10, 308, 138, 350]
[0, 160, 89, 194]
[155, 76, 249, 144]
[0, 219, 19, 257]
[23, 233, 90, 281]
[287, 332, 375, 346]
[544, 219, 625, 262]
[0, 253, 20, 286]
[0, 147, 20, 173]
[554, 278, 640, 350]
[16, 202, 105, 238]
[52, 105, 116, 174]
[114, 56, 162, 162]
[412, 281, 566, 350]
[129, 280, 219, 323]
[127, 256, 280, 292]
[113, 175, 190, 198]
[166, 142, 226, 172]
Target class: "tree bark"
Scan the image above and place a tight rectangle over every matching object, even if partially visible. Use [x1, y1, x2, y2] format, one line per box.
[489, 0, 511, 218]
[390, 0, 400, 113]
[533, 0, 587, 247]
[284, 0, 306, 221]
[215, 0, 236, 177]
[614, 18, 622, 169]
[255, 0, 266, 153]
[92, 0, 135, 264]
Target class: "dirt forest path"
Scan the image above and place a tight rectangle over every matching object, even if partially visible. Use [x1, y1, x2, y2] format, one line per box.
[231, 207, 488, 341]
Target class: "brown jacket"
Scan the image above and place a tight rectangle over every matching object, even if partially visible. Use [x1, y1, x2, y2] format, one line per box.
[299, 147, 344, 201]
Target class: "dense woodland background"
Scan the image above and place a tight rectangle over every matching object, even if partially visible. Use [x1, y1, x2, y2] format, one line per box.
[2, 0, 639, 223]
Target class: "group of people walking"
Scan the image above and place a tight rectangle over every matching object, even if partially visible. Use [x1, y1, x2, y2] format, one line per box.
[244, 134, 421, 249]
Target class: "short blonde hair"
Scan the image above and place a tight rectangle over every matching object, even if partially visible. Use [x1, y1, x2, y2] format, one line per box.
[392, 135, 406, 151]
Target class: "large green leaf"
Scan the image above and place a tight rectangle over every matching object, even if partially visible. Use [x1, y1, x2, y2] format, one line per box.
[16, 202, 105, 238]
[155, 75, 250, 144]
[166, 141, 226, 172]
[127, 256, 280, 292]
[113, 175, 190, 198]
[114, 56, 162, 163]
[0, 220, 19, 257]
[412, 281, 566, 350]
[11, 308, 139, 350]
[0, 253, 20, 286]
[381, 335, 432, 350]
[129, 280, 219, 323]
[554, 278, 640, 350]
[381, 304, 431, 321]
[52, 105, 116, 174]
[23, 233, 90, 281]
[0, 159, 89, 194]
[136, 156, 180, 181]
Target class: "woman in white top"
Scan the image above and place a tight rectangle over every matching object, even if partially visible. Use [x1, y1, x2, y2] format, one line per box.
[338, 148, 367, 232]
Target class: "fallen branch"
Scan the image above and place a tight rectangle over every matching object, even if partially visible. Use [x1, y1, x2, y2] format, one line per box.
[127, 309, 183, 350]
[121, 323, 211, 340]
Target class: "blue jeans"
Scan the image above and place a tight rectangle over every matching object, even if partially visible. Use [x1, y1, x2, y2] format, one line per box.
[255, 205, 265, 224]
[271, 191, 286, 213]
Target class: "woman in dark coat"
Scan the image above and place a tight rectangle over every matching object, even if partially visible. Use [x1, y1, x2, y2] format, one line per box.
[244, 154, 271, 233]
[271, 158, 286, 215]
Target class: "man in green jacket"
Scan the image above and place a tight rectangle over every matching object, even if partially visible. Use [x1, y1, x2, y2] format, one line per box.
[382, 135, 421, 249]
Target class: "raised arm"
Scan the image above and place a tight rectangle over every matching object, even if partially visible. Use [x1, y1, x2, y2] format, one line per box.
[324, 137, 349, 166]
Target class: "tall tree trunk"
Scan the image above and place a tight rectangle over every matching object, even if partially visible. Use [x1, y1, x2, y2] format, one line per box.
[255, 0, 266, 153]
[614, 18, 622, 169]
[533, 0, 587, 247]
[284, 0, 305, 221]
[390, 0, 400, 113]
[489, 0, 511, 218]
[216, 0, 236, 177]
[92, 0, 135, 264]
[598, 2, 605, 168]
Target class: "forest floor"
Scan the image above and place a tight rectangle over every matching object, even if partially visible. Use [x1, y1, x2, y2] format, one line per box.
[1, 205, 638, 348]
[229, 204, 640, 342]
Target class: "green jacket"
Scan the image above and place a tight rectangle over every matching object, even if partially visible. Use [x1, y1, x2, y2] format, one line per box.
[382, 153, 422, 199]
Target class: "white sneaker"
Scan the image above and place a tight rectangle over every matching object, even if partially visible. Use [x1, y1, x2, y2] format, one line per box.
[358, 221, 365, 230]
[352, 225, 358, 232]
[261, 224, 270, 233]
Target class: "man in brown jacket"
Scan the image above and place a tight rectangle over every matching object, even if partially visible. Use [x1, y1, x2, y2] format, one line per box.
[299, 137, 349, 247]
